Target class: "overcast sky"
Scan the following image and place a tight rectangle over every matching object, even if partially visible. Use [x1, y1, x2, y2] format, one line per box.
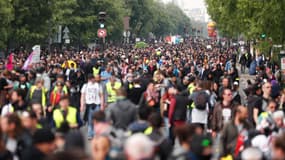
[162, 0, 206, 9]
[184, 0, 206, 9]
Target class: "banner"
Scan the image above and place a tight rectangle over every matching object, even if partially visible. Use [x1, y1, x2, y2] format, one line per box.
[31, 45, 40, 63]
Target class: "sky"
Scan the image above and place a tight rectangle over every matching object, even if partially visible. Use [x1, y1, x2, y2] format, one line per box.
[160, 0, 210, 22]
[183, 0, 206, 9]
[161, 0, 206, 9]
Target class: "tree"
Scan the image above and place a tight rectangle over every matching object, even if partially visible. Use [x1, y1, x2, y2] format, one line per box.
[8, 0, 53, 48]
[0, 0, 191, 50]
[0, 0, 13, 50]
[126, 0, 191, 38]
[206, 0, 285, 44]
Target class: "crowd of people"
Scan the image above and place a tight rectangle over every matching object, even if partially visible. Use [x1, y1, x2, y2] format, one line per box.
[0, 38, 284, 160]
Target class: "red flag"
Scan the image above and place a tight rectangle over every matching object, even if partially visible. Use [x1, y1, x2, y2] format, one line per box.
[6, 53, 14, 71]
[234, 134, 244, 157]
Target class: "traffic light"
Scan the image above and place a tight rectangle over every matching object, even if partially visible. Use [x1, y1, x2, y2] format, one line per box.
[98, 11, 106, 27]
[261, 33, 266, 39]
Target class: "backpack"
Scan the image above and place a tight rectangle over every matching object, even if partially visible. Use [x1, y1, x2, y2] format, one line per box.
[195, 91, 208, 110]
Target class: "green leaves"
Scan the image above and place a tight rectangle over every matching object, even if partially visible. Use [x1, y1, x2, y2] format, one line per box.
[206, 0, 285, 44]
[0, 0, 13, 49]
[0, 0, 190, 50]
[127, 1, 191, 38]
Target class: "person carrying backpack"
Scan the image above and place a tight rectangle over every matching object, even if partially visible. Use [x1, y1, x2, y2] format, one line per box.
[189, 80, 210, 131]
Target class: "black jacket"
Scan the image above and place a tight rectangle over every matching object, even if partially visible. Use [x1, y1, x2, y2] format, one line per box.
[172, 95, 190, 121]
[21, 146, 46, 160]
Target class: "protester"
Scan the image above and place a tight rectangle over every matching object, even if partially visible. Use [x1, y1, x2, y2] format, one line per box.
[92, 111, 112, 136]
[124, 133, 154, 160]
[128, 107, 151, 134]
[212, 88, 236, 136]
[0, 126, 12, 160]
[106, 88, 137, 130]
[1, 114, 32, 160]
[91, 136, 110, 160]
[0, 38, 284, 160]
[80, 74, 104, 139]
[272, 132, 285, 159]
[220, 105, 253, 158]
[190, 80, 210, 131]
[21, 129, 56, 160]
[52, 96, 81, 129]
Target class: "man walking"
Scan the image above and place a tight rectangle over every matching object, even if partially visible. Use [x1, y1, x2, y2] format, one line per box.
[81, 74, 104, 139]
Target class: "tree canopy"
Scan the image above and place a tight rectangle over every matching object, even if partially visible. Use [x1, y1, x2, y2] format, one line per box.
[205, 0, 285, 44]
[0, 0, 191, 50]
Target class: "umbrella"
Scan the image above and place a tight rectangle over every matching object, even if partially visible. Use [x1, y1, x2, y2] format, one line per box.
[135, 41, 148, 49]
[62, 60, 77, 69]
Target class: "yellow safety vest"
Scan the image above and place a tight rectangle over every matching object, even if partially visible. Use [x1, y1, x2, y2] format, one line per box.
[8, 104, 14, 113]
[106, 82, 121, 103]
[144, 126, 153, 135]
[188, 83, 196, 108]
[53, 85, 68, 94]
[156, 51, 161, 56]
[36, 123, 43, 129]
[188, 83, 195, 94]
[93, 67, 100, 76]
[128, 83, 133, 89]
[30, 86, 47, 107]
[53, 107, 77, 128]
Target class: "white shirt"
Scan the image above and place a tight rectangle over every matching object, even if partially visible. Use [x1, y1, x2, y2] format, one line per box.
[6, 137, 18, 160]
[81, 82, 102, 104]
[222, 108, 232, 123]
[191, 108, 208, 124]
[1, 103, 14, 117]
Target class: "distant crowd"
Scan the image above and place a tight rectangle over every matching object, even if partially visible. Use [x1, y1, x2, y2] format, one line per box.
[0, 38, 284, 160]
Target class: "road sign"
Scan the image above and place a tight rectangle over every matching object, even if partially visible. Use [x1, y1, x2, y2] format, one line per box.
[65, 39, 70, 44]
[63, 27, 70, 33]
[63, 33, 69, 39]
[97, 29, 107, 38]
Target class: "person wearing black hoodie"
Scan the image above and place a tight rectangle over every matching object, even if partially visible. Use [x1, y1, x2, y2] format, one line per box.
[22, 129, 56, 160]
[127, 78, 144, 105]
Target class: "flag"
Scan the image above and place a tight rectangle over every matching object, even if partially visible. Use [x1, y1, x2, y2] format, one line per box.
[22, 45, 41, 70]
[6, 53, 14, 71]
[22, 53, 33, 70]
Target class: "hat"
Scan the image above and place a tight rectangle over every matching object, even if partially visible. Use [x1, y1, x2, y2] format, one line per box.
[233, 81, 239, 86]
[33, 129, 55, 144]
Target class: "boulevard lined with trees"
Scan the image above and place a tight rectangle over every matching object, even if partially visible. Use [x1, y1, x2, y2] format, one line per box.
[0, 0, 191, 50]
